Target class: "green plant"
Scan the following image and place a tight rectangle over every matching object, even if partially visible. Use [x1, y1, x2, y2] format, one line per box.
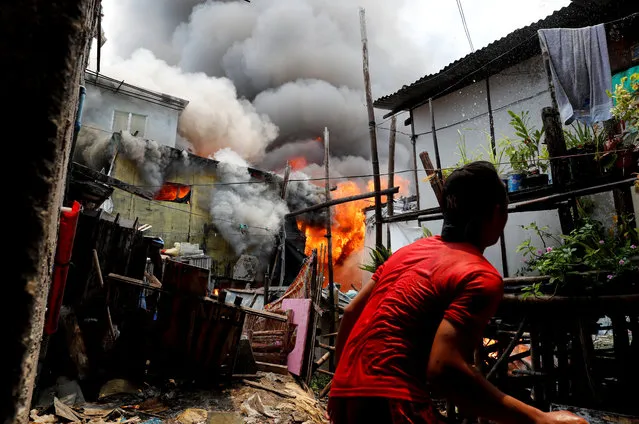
[442, 130, 483, 179]
[481, 135, 508, 176]
[359, 245, 393, 273]
[504, 110, 548, 175]
[422, 226, 433, 238]
[607, 73, 639, 147]
[517, 215, 639, 297]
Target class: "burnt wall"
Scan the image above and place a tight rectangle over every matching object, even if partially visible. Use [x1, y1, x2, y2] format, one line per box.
[1, 1, 99, 423]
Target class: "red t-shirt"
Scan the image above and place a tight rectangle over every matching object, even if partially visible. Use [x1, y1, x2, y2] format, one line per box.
[330, 236, 503, 402]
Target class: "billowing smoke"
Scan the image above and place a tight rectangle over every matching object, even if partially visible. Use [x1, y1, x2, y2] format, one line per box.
[74, 129, 190, 189]
[210, 148, 290, 258]
[97, 0, 427, 177]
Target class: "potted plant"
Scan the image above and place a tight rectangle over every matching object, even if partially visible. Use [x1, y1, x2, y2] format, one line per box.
[504, 110, 549, 190]
[563, 122, 607, 183]
[606, 72, 639, 177]
[441, 130, 482, 179]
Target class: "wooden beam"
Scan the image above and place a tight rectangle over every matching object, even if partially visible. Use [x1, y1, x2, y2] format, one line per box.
[242, 380, 295, 399]
[72, 162, 154, 199]
[240, 306, 288, 322]
[285, 187, 399, 218]
[255, 361, 289, 376]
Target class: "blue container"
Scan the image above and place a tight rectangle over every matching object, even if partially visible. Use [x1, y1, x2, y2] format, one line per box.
[507, 174, 523, 192]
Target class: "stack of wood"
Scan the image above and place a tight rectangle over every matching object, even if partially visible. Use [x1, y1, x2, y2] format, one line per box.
[249, 311, 296, 365]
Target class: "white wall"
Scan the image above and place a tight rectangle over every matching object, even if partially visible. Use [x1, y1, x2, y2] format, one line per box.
[83, 84, 181, 147]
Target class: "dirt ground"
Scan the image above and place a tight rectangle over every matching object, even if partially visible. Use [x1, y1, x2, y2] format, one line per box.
[29, 373, 328, 424]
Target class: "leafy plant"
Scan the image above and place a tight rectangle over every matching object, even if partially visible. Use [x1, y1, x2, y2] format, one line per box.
[359, 245, 393, 273]
[504, 110, 548, 175]
[481, 134, 508, 176]
[442, 130, 483, 179]
[607, 73, 639, 147]
[422, 226, 433, 238]
[517, 215, 639, 297]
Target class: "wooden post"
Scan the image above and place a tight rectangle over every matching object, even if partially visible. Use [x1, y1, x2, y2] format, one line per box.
[278, 162, 292, 287]
[387, 116, 396, 249]
[429, 98, 443, 180]
[419, 151, 444, 207]
[96, 5, 102, 73]
[409, 109, 421, 208]
[324, 127, 336, 370]
[359, 7, 383, 249]
[542, 107, 570, 188]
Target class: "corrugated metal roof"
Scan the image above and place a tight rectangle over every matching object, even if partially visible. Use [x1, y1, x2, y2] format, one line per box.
[374, 0, 638, 117]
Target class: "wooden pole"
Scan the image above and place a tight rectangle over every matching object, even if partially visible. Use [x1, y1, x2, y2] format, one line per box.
[285, 186, 399, 218]
[359, 8, 383, 249]
[409, 110, 421, 208]
[278, 162, 292, 287]
[419, 151, 444, 207]
[428, 98, 443, 180]
[387, 116, 396, 249]
[96, 6, 102, 73]
[324, 128, 336, 370]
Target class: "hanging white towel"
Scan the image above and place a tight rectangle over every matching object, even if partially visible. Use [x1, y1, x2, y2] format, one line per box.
[538, 24, 613, 125]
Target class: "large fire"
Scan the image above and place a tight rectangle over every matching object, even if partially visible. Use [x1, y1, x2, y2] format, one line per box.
[289, 157, 308, 171]
[298, 175, 411, 292]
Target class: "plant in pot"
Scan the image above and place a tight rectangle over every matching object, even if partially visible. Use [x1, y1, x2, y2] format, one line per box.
[481, 134, 509, 186]
[441, 130, 483, 179]
[563, 122, 608, 183]
[517, 214, 639, 297]
[605, 72, 639, 177]
[504, 110, 549, 190]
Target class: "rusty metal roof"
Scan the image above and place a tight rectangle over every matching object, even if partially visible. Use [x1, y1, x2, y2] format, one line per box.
[374, 0, 638, 117]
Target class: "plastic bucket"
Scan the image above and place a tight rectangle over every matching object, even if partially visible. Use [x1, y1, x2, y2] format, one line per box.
[507, 174, 523, 192]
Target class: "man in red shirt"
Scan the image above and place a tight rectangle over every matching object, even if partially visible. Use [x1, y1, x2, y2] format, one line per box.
[329, 162, 587, 424]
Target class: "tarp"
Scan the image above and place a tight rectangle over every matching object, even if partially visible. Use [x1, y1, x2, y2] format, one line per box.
[45, 201, 81, 335]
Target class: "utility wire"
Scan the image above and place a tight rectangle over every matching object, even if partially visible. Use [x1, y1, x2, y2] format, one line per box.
[455, 0, 474, 52]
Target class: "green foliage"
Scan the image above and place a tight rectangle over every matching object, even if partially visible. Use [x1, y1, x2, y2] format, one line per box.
[517, 215, 639, 297]
[359, 245, 393, 273]
[310, 372, 332, 393]
[422, 226, 433, 238]
[607, 73, 639, 147]
[442, 130, 483, 179]
[504, 110, 548, 175]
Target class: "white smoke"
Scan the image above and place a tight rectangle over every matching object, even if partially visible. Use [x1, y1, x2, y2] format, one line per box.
[210, 148, 289, 257]
[100, 49, 278, 163]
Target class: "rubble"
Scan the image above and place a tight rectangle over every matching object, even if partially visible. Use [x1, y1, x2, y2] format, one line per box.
[28, 373, 327, 424]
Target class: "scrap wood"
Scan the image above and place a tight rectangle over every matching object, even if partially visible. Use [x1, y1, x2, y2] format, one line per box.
[319, 380, 332, 398]
[29, 410, 56, 423]
[54, 397, 81, 422]
[242, 379, 296, 399]
[255, 361, 289, 376]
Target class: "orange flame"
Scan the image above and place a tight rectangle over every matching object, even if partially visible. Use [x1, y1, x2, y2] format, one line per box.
[298, 181, 368, 292]
[289, 157, 308, 171]
[298, 174, 411, 292]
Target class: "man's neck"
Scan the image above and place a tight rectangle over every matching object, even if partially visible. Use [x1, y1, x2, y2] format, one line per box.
[441, 221, 485, 252]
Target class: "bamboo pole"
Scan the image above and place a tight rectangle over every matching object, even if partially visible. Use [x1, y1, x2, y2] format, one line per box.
[359, 8, 383, 248]
[387, 116, 396, 249]
[428, 98, 443, 181]
[324, 127, 336, 371]
[409, 110, 421, 208]
[285, 187, 399, 218]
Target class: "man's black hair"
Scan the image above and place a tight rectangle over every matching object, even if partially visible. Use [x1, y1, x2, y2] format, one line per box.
[441, 161, 508, 244]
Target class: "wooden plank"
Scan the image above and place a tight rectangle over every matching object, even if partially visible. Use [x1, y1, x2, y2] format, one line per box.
[240, 306, 288, 322]
[550, 404, 639, 424]
[318, 343, 335, 352]
[72, 162, 154, 199]
[255, 361, 289, 376]
[242, 380, 295, 399]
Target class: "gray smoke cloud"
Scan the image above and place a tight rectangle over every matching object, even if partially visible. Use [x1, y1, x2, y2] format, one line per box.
[74, 129, 190, 189]
[98, 0, 425, 180]
[210, 148, 290, 258]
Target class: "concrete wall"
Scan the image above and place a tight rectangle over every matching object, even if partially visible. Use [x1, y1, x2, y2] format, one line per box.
[83, 84, 181, 148]
[382, 55, 634, 277]
[110, 157, 238, 269]
[5, 1, 99, 422]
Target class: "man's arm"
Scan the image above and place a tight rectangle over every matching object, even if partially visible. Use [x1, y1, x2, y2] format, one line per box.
[334, 277, 376, 365]
[428, 319, 587, 424]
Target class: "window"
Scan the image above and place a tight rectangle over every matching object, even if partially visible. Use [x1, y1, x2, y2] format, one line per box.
[112, 110, 147, 137]
[153, 182, 191, 204]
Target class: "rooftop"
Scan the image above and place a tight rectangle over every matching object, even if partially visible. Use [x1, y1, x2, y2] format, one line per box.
[85, 69, 189, 111]
[374, 0, 637, 117]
